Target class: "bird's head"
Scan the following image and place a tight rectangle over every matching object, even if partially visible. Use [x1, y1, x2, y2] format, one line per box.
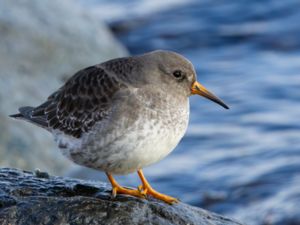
[140, 50, 229, 109]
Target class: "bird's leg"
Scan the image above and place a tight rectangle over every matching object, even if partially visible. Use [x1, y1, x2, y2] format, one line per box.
[106, 173, 145, 199]
[137, 169, 179, 204]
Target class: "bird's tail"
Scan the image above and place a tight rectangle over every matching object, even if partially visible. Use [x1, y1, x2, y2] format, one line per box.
[10, 106, 34, 119]
[10, 106, 48, 129]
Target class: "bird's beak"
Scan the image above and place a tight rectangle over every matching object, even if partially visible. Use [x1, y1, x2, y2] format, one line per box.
[191, 81, 229, 109]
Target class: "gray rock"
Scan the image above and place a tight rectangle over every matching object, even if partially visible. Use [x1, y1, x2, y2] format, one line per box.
[0, 168, 244, 225]
[0, 0, 127, 173]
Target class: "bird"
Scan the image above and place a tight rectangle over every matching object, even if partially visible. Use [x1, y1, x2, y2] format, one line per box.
[10, 50, 229, 204]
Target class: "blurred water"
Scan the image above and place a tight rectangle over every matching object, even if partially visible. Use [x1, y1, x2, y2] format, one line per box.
[79, 1, 300, 224]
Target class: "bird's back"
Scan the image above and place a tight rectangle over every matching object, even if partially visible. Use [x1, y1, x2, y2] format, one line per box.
[10, 63, 131, 138]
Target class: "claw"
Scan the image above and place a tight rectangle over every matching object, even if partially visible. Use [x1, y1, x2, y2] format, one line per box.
[137, 185, 143, 192]
[112, 187, 117, 198]
[137, 185, 147, 196]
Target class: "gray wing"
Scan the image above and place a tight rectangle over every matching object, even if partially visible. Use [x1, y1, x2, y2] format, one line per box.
[15, 65, 127, 138]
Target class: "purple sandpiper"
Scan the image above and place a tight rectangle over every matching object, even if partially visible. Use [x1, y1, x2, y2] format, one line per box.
[11, 50, 229, 204]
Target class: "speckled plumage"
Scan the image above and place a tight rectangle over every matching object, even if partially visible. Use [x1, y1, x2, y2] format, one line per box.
[11, 50, 197, 174]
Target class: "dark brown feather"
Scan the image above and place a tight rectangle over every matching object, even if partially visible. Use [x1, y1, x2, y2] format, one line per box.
[30, 65, 127, 138]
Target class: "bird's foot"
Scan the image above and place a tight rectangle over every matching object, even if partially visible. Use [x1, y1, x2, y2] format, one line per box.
[137, 184, 179, 204]
[137, 169, 179, 204]
[106, 172, 146, 199]
[111, 185, 146, 199]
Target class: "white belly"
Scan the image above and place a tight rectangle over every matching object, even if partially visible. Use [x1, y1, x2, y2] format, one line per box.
[58, 96, 189, 174]
[107, 118, 186, 174]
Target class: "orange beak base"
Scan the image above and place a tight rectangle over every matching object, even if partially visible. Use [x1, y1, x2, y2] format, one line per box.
[191, 81, 229, 109]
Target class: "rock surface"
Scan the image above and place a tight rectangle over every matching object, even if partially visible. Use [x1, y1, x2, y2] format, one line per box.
[0, 168, 244, 225]
[0, 0, 127, 173]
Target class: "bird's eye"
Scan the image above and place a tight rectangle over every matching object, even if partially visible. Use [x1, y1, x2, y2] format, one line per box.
[172, 70, 184, 79]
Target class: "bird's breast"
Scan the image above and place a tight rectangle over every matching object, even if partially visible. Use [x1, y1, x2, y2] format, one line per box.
[123, 92, 190, 168]
[61, 89, 190, 174]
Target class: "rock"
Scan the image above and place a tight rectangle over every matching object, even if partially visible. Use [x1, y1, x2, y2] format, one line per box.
[0, 168, 244, 225]
[0, 0, 127, 174]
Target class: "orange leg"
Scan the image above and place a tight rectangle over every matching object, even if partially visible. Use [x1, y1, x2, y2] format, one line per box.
[106, 173, 145, 199]
[137, 169, 179, 204]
